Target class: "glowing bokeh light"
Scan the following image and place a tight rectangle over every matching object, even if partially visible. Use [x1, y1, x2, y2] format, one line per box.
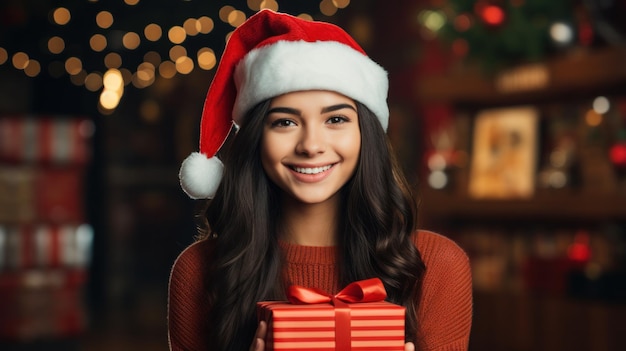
[260, 0, 279, 11]
[104, 52, 122, 69]
[248, 0, 263, 11]
[12, 52, 29, 70]
[85, 72, 104, 91]
[320, 0, 338, 16]
[197, 16, 214, 34]
[168, 26, 187, 44]
[480, 5, 505, 26]
[169, 45, 187, 62]
[24, 60, 41, 77]
[197, 48, 217, 70]
[592, 96, 610, 114]
[96, 11, 114, 29]
[159, 61, 177, 79]
[53, 8, 71, 26]
[103, 68, 123, 91]
[550, 22, 574, 45]
[228, 10, 247, 27]
[585, 109, 603, 127]
[175, 56, 194, 74]
[48, 36, 65, 54]
[0, 48, 8, 64]
[123, 32, 141, 50]
[90, 34, 108, 52]
[144, 23, 163, 41]
[184, 18, 199, 36]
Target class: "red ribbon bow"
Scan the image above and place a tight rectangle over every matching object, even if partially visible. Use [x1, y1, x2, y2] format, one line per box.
[287, 277, 387, 305]
[286, 278, 388, 350]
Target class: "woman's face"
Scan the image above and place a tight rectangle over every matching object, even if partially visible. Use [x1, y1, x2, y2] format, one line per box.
[261, 90, 361, 206]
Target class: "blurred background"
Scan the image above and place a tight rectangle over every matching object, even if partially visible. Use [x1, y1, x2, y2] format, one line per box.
[1, 0, 626, 350]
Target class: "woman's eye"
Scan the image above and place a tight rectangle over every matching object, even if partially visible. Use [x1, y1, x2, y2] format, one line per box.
[271, 119, 296, 127]
[327, 116, 349, 124]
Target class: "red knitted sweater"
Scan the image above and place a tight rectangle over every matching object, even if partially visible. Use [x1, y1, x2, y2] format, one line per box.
[168, 230, 473, 351]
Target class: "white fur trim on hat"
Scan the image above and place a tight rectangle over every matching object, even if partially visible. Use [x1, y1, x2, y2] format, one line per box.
[179, 152, 224, 199]
[233, 40, 389, 130]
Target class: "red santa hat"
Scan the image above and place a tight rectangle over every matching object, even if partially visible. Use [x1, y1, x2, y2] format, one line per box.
[179, 9, 389, 199]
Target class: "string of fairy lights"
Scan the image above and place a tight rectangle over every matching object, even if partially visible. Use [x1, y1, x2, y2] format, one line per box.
[0, 0, 351, 114]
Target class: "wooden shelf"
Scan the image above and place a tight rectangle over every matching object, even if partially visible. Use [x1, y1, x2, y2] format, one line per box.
[418, 187, 626, 223]
[416, 46, 626, 106]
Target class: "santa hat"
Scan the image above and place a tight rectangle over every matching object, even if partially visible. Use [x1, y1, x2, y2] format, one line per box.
[179, 9, 389, 199]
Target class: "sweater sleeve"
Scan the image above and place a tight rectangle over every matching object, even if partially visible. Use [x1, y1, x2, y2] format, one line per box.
[168, 240, 213, 351]
[414, 230, 473, 351]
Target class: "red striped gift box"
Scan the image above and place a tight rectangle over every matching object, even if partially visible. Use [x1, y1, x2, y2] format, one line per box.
[257, 278, 406, 351]
[0, 116, 93, 165]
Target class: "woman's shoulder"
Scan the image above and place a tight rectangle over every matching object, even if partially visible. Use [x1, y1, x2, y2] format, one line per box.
[411, 229, 471, 283]
[412, 229, 469, 265]
[168, 238, 215, 350]
[169, 238, 215, 283]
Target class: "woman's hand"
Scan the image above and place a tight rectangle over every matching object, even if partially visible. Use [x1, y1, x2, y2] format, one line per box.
[249, 320, 267, 351]
[405, 342, 415, 351]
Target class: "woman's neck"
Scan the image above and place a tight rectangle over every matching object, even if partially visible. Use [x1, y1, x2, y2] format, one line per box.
[279, 195, 340, 247]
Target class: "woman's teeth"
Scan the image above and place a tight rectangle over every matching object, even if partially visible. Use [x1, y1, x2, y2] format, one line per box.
[292, 165, 332, 174]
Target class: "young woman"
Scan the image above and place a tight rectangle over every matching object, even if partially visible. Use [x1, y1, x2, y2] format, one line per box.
[168, 9, 472, 351]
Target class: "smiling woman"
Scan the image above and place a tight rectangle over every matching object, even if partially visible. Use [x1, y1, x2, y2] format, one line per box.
[169, 9, 472, 351]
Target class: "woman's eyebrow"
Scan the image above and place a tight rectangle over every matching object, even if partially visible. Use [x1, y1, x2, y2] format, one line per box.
[267, 107, 301, 115]
[267, 103, 356, 116]
[321, 103, 357, 113]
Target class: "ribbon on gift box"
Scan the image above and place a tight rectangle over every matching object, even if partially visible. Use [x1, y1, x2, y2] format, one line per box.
[287, 277, 388, 350]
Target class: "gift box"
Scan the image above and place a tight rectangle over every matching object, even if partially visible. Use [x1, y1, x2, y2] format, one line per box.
[257, 278, 405, 351]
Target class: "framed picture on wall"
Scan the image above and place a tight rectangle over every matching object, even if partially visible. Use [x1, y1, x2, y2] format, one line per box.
[468, 105, 539, 199]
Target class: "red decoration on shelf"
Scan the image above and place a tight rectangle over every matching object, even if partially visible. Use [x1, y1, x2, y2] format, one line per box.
[567, 231, 591, 263]
[474, 1, 506, 27]
[481, 5, 505, 26]
[610, 142, 626, 168]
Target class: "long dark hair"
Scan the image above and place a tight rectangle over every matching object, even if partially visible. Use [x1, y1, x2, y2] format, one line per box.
[201, 99, 425, 350]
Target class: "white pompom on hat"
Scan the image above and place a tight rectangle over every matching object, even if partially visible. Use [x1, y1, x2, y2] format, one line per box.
[179, 9, 389, 199]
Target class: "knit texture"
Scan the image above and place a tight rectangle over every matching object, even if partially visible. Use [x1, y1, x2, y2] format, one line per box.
[167, 230, 473, 351]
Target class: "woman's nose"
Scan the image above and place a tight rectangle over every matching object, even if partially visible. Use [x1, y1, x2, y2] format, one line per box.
[295, 126, 325, 156]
